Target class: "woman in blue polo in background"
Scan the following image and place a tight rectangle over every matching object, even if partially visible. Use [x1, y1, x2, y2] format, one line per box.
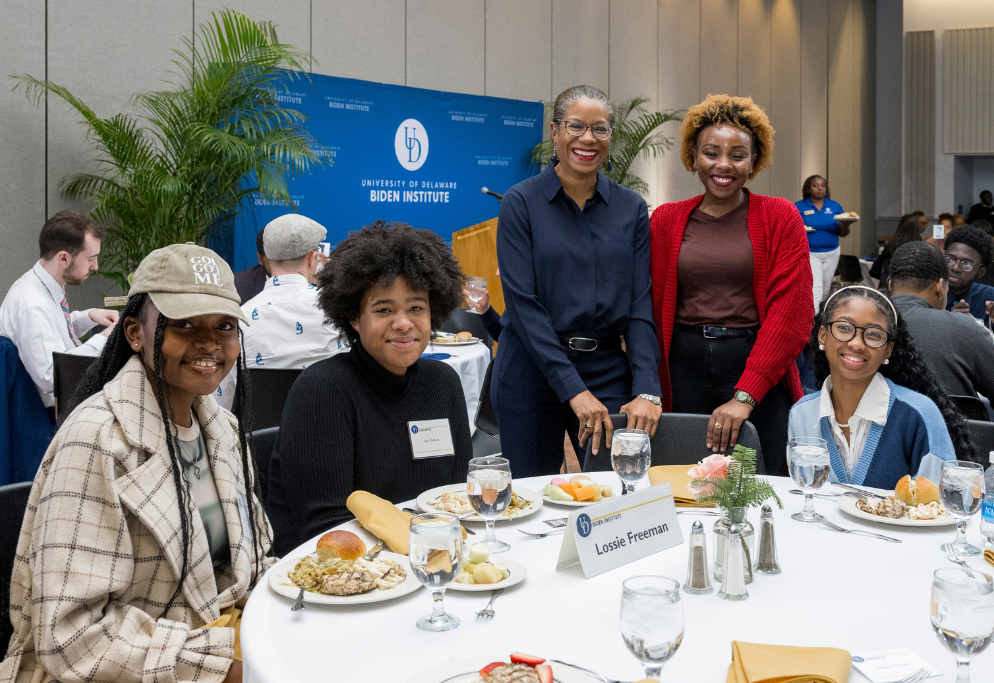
[796, 175, 855, 305]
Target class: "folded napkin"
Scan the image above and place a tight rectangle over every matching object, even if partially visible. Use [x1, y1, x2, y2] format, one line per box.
[985, 549, 993, 570]
[648, 465, 716, 507]
[346, 490, 466, 555]
[421, 352, 452, 360]
[726, 641, 851, 683]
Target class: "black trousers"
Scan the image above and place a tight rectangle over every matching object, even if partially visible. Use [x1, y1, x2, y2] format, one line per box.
[669, 327, 791, 476]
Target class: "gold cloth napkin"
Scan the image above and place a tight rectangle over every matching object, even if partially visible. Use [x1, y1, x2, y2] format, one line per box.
[725, 641, 851, 683]
[985, 549, 993, 570]
[648, 465, 716, 507]
[202, 602, 243, 660]
[346, 490, 466, 555]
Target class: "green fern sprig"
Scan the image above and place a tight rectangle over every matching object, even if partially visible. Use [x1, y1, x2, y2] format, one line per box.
[690, 444, 783, 510]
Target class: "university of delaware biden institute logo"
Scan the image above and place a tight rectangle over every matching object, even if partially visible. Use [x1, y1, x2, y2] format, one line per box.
[395, 118, 429, 171]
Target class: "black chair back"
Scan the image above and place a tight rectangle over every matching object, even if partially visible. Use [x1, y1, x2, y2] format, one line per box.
[582, 414, 632, 472]
[474, 359, 499, 439]
[52, 352, 98, 421]
[440, 308, 493, 352]
[950, 395, 991, 422]
[0, 481, 32, 656]
[966, 419, 994, 468]
[248, 426, 279, 496]
[837, 254, 864, 285]
[246, 368, 302, 430]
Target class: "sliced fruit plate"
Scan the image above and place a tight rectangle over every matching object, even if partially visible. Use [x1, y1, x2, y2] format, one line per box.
[540, 475, 614, 507]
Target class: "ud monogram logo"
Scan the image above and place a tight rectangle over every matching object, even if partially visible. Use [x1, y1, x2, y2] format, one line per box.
[255, 353, 264, 365]
[295, 322, 303, 335]
[190, 256, 222, 286]
[251, 309, 259, 320]
[394, 118, 429, 171]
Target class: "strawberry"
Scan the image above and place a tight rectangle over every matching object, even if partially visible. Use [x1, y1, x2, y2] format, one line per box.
[478, 662, 505, 680]
[509, 652, 546, 667]
[535, 664, 553, 683]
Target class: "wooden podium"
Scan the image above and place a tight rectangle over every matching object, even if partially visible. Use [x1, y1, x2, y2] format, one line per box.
[451, 217, 503, 315]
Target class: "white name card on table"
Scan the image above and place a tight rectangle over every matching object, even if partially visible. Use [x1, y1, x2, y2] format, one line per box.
[851, 647, 940, 682]
[556, 482, 684, 578]
[407, 419, 454, 459]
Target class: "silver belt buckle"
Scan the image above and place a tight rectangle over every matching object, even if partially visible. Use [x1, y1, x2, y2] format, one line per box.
[568, 337, 598, 351]
[702, 326, 718, 339]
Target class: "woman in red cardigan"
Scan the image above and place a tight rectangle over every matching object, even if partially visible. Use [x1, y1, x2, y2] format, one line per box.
[649, 95, 813, 475]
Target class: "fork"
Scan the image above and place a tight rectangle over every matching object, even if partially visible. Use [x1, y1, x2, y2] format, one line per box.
[476, 588, 504, 617]
[290, 586, 306, 612]
[945, 545, 981, 577]
[831, 482, 887, 500]
[677, 510, 720, 516]
[403, 508, 475, 535]
[547, 659, 634, 683]
[818, 516, 902, 542]
[895, 668, 929, 683]
[518, 528, 564, 538]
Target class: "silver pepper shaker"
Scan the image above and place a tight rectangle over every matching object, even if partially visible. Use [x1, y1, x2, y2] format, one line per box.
[717, 528, 749, 601]
[755, 504, 782, 575]
[682, 521, 713, 595]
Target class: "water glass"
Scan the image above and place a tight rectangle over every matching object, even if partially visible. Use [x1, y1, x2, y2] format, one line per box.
[620, 576, 684, 680]
[940, 460, 986, 556]
[930, 568, 994, 682]
[612, 428, 651, 495]
[468, 456, 512, 553]
[466, 276, 487, 304]
[409, 512, 463, 632]
[788, 436, 831, 522]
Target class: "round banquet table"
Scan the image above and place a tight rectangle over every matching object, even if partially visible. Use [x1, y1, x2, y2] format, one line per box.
[241, 473, 991, 683]
[430, 340, 491, 436]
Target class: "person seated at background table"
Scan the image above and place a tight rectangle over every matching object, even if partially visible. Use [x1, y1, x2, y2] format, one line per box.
[649, 94, 813, 475]
[233, 226, 272, 302]
[265, 220, 472, 556]
[967, 190, 994, 226]
[216, 213, 343, 409]
[0, 243, 272, 683]
[943, 225, 994, 327]
[953, 213, 967, 228]
[463, 271, 503, 341]
[923, 212, 955, 252]
[788, 286, 970, 489]
[888, 242, 994, 404]
[795, 174, 852, 305]
[869, 214, 922, 286]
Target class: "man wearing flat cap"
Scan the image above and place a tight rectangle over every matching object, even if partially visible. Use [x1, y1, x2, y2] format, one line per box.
[216, 214, 343, 409]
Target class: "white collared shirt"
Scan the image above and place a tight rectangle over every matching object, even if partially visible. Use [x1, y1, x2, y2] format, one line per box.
[0, 262, 105, 407]
[216, 273, 344, 409]
[818, 373, 890, 477]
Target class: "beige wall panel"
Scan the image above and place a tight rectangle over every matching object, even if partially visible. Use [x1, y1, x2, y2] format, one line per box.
[944, 27, 994, 153]
[0, 0, 46, 297]
[700, 0, 738, 100]
[657, 0, 702, 204]
[312, 0, 406, 85]
[904, 30, 936, 215]
[768, 0, 802, 202]
[486, 0, 552, 101]
[407, 0, 485, 95]
[858, 0, 876, 255]
[828, 0, 857, 254]
[800, 0, 828, 180]
[551, 0, 609, 96]
[738, 0, 772, 196]
[195, 0, 311, 65]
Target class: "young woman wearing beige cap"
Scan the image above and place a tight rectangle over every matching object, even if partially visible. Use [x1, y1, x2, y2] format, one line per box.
[0, 243, 271, 683]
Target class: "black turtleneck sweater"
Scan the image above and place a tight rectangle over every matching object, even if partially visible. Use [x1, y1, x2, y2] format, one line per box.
[265, 342, 472, 556]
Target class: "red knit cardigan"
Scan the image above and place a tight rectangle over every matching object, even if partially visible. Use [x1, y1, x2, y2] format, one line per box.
[649, 191, 814, 412]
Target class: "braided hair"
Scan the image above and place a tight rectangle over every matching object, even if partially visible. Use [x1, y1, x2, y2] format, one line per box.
[805, 286, 977, 464]
[73, 294, 266, 613]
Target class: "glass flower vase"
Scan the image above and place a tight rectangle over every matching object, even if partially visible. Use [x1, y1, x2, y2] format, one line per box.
[713, 506, 754, 584]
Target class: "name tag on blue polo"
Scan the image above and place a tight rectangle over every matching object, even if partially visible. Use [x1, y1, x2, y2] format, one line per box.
[408, 419, 455, 459]
[804, 209, 815, 215]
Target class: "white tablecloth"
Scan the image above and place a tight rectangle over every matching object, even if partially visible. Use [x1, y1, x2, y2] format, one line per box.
[241, 473, 991, 683]
[859, 258, 880, 288]
[430, 341, 491, 436]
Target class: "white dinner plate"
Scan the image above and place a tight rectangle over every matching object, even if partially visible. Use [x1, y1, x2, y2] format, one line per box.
[834, 214, 860, 220]
[837, 495, 956, 527]
[406, 657, 596, 683]
[267, 552, 422, 605]
[429, 337, 482, 347]
[447, 558, 527, 592]
[417, 484, 543, 522]
[804, 226, 815, 232]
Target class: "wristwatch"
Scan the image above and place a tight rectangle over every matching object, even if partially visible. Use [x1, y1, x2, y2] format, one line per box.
[734, 390, 757, 408]
[637, 394, 662, 406]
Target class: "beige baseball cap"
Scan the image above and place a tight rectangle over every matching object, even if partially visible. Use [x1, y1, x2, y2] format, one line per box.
[129, 242, 249, 324]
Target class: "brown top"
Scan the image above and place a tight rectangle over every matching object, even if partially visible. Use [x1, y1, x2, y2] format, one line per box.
[674, 199, 760, 327]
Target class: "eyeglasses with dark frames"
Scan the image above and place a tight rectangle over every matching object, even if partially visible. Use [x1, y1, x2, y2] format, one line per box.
[558, 118, 613, 140]
[945, 255, 978, 272]
[825, 320, 891, 348]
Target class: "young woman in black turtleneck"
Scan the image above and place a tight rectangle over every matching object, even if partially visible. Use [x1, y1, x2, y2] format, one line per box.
[264, 221, 472, 556]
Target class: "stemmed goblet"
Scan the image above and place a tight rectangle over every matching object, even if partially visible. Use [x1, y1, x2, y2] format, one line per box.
[612, 428, 651, 496]
[409, 512, 463, 632]
[940, 460, 986, 556]
[930, 567, 994, 682]
[468, 456, 512, 553]
[619, 576, 684, 680]
[788, 436, 831, 522]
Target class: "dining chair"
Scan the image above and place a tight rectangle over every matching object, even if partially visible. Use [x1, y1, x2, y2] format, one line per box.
[248, 426, 279, 498]
[246, 368, 302, 430]
[966, 419, 994, 468]
[949, 395, 990, 422]
[0, 481, 32, 656]
[52, 351, 98, 422]
[440, 308, 493, 353]
[474, 359, 499, 440]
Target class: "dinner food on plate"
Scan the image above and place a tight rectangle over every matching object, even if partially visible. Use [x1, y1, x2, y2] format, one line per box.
[454, 331, 473, 342]
[856, 494, 948, 521]
[428, 490, 532, 518]
[542, 475, 613, 502]
[455, 542, 510, 585]
[287, 530, 407, 596]
[894, 475, 940, 507]
[478, 653, 552, 683]
[836, 211, 860, 219]
[433, 331, 474, 343]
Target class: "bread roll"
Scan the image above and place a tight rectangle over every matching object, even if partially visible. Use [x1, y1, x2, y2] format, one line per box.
[454, 331, 473, 342]
[316, 530, 366, 562]
[894, 475, 940, 506]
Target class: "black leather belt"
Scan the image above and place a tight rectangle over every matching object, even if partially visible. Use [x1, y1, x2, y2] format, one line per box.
[557, 334, 623, 351]
[675, 324, 759, 339]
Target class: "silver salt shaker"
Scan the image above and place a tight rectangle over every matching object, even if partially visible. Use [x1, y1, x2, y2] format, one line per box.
[755, 504, 782, 575]
[717, 528, 748, 601]
[682, 520, 713, 595]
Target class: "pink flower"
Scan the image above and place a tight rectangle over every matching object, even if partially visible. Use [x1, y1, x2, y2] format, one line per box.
[685, 454, 731, 497]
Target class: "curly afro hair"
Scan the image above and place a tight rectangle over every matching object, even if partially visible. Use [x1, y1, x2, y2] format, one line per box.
[945, 224, 994, 269]
[679, 94, 774, 180]
[317, 220, 466, 346]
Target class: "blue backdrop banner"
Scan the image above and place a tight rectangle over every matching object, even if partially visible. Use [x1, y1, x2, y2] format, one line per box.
[228, 73, 544, 271]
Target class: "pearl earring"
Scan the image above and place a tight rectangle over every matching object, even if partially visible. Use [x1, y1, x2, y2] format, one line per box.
[818, 344, 824, 351]
[883, 358, 889, 365]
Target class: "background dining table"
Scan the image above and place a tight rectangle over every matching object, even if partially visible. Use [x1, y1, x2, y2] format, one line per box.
[241, 472, 991, 683]
[428, 340, 491, 436]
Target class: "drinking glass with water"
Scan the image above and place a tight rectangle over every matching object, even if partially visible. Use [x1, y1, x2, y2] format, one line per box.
[409, 512, 464, 632]
[788, 436, 831, 523]
[466, 276, 487, 305]
[620, 575, 684, 680]
[612, 428, 651, 495]
[940, 460, 986, 556]
[468, 456, 512, 553]
[930, 567, 994, 682]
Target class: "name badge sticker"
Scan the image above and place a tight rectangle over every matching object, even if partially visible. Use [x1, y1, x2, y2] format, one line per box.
[408, 419, 455, 459]
[804, 209, 816, 215]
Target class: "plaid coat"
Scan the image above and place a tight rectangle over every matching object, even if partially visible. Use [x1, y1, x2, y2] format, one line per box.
[1, 356, 274, 683]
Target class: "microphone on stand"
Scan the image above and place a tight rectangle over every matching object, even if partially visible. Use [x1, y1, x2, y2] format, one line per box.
[481, 187, 503, 202]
